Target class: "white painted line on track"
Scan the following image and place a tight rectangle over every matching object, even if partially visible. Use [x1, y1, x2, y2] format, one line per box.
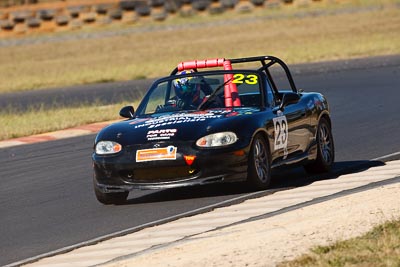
[373, 151, 400, 161]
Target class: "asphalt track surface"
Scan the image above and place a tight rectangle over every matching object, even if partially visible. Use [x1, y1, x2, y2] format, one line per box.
[1, 55, 400, 266]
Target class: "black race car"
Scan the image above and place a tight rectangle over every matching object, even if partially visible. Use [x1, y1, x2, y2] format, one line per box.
[92, 56, 334, 204]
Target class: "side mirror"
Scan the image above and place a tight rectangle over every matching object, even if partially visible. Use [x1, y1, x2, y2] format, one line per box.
[119, 106, 135, 119]
[279, 92, 300, 110]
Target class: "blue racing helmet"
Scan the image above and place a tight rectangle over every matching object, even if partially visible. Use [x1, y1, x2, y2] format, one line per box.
[173, 70, 196, 98]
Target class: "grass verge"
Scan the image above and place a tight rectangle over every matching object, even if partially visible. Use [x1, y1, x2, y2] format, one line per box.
[278, 219, 400, 267]
[0, 101, 134, 141]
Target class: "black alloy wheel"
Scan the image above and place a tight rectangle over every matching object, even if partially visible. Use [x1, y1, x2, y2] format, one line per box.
[247, 134, 271, 190]
[304, 117, 335, 173]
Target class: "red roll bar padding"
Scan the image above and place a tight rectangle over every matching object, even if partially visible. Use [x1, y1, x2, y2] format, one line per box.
[177, 58, 225, 71]
[223, 61, 241, 107]
[223, 60, 233, 107]
[177, 58, 241, 107]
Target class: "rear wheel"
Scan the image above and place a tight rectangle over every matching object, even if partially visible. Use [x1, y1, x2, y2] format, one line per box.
[93, 182, 129, 205]
[304, 117, 335, 173]
[247, 134, 271, 190]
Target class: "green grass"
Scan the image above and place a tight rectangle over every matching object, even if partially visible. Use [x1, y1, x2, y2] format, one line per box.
[278, 219, 400, 267]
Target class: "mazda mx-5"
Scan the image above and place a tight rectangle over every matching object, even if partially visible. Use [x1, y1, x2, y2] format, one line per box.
[92, 55, 334, 204]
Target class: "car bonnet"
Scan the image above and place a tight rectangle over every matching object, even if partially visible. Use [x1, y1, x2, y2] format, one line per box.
[96, 108, 260, 145]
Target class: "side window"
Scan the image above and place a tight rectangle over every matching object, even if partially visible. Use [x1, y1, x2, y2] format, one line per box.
[265, 77, 276, 107]
[260, 72, 277, 107]
[268, 64, 292, 93]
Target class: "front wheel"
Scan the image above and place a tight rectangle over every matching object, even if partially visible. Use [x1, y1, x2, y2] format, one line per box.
[247, 134, 271, 190]
[304, 117, 335, 173]
[93, 182, 129, 205]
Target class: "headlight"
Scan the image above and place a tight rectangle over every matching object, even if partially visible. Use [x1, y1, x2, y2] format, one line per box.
[95, 141, 122, 155]
[196, 132, 238, 147]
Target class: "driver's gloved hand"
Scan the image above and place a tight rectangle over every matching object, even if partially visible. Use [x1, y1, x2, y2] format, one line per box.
[176, 99, 185, 108]
[156, 104, 164, 112]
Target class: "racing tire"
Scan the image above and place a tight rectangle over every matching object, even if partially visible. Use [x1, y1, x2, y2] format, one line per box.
[304, 117, 335, 174]
[94, 183, 129, 205]
[247, 134, 271, 190]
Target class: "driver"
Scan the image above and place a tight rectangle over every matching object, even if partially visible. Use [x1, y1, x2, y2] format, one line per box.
[172, 70, 212, 109]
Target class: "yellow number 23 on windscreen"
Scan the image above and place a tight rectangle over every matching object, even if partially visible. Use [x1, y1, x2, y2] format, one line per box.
[232, 74, 258, 85]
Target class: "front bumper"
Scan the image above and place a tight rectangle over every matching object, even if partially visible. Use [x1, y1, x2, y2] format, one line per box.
[93, 146, 249, 192]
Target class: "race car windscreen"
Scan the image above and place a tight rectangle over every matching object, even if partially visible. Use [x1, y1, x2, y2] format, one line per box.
[138, 71, 262, 115]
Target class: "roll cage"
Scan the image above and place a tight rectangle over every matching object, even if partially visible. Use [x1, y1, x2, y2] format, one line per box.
[170, 55, 298, 104]
[123, 56, 299, 119]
